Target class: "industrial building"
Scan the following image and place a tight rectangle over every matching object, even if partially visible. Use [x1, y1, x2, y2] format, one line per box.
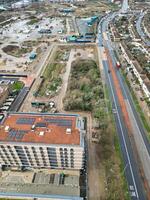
[0, 113, 85, 170]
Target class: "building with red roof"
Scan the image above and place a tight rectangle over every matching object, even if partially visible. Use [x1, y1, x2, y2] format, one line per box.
[0, 113, 85, 170]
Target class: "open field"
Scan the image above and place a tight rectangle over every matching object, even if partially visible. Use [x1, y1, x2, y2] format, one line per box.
[2, 45, 32, 58]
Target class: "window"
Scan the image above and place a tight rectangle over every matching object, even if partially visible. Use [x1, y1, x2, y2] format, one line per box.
[60, 151, 63, 156]
[43, 161, 47, 166]
[47, 148, 58, 167]
[15, 161, 19, 165]
[65, 163, 68, 167]
[24, 147, 29, 151]
[71, 164, 74, 168]
[64, 148, 67, 152]
[36, 161, 40, 166]
[15, 146, 29, 166]
[4, 161, 8, 165]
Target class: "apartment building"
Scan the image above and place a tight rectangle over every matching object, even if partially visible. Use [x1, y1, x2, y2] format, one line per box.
[0, 113, 85, 170]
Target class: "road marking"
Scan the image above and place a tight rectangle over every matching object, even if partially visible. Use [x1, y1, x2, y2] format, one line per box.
[107, 69, 139, 199]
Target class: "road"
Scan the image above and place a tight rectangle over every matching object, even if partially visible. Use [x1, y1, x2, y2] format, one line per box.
[9, 87, 30, 112]
[136, 12, 150, 46]
[121, 0, 129, 13]
[97, 0, 150, 199]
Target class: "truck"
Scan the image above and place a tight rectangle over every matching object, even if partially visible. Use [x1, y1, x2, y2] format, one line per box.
[116, 61, 121, 69]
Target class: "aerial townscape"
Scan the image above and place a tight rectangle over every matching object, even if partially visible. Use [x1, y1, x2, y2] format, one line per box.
[0, 0, 149, 199]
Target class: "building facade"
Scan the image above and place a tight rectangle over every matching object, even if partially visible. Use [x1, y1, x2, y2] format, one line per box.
[0, 113, 85, 170]
[0, 143, 84, 169]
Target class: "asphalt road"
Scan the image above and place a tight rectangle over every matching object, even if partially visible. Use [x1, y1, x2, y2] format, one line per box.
[136, 12, 150, 47]
[9, 87, 30, 112]
[97, 1, 148, 199]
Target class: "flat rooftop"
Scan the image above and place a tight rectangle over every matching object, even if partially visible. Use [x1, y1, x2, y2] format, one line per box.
[0, 170, 82, 199]
[0, 113, 80, 145]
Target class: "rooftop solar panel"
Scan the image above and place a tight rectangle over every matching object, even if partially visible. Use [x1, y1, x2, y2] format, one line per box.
[8, 129, 17, 140]
[8, 129, 28, 140]
[15, 130, 28, 140]
[36, 122, 47, 127]
[44, 118, 72, 127]
[16, 118, 35, 125]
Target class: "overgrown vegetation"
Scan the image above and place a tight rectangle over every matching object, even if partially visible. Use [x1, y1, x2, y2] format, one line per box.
[2, 45, 32, 57]
[64, 59, 104, 117]
[10, 81, 24, 92]
[10, 81, 24, 95]
[38, 62, 65, 97]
